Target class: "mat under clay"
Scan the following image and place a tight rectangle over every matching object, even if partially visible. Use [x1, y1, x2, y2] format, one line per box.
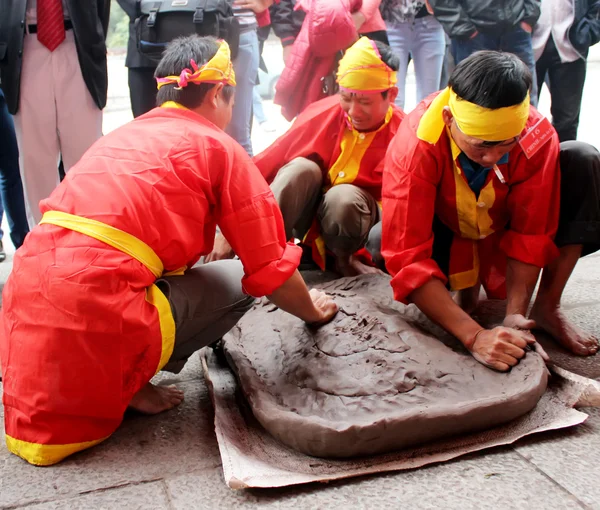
[202, 348, 600, 489]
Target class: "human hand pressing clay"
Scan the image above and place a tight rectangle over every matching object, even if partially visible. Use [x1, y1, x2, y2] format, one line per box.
[222, 274, 549, 458]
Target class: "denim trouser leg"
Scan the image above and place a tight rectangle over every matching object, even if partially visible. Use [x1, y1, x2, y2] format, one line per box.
[386, 22, 412, 109]
[500, 26, 538, 106]
[410, 16, 446, 103]
[387, 17, 446, 109]
[252, 86, 268, 125]
[451, 28, 538, 106]
[0, 89, 30, 248]
[227, 30, 259, 156]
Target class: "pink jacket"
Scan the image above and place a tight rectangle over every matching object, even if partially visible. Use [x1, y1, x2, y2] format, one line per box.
[360, 0, 386, 33]
[274, 0, 362, 121]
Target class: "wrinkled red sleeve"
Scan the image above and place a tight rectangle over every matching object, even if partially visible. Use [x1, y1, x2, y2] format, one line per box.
[253, 96, 341, 183]
[499, 133, 561, 267]
[381, 133, 447, 304]
[217, 143, 301, 297]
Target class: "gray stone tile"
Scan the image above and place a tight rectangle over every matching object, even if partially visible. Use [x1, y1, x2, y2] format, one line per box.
[514, 406, 600, 509]
[17, 481, 171, 510]
[0, 380, 220, 508]
[165, 449, 584, 510]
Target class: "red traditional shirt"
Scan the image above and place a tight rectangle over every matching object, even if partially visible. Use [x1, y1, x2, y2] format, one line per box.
[382, 94, 561, 303]
[0, 106, 300, 465]
[254, 95, 405, 202]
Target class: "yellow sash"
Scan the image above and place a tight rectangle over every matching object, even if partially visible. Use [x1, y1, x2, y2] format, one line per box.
[40, 211, 176, 373]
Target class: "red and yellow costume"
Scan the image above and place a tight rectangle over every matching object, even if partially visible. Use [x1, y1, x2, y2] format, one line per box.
[382, 92, 561, 303]
[0, 99, 300, 464]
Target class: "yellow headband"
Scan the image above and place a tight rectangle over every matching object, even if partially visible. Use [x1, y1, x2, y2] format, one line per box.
[336, 36, 397, 93]
[156, 40, 236, 90]
[417, 87, 530, 143]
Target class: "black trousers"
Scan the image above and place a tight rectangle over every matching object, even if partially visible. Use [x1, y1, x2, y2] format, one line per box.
[366, 141, 600, 270]
[128, 67, 158, 118]
[536, 37, 587, 142]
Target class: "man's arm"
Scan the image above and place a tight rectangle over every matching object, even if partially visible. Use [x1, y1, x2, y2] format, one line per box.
[382, 134, 538, 371]
[427, 0, 478, 39]
[215, 145, 337, 325]
[270, 0, 303, 47]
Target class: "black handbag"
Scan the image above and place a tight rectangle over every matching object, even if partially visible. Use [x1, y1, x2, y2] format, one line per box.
[135, 0, 240, 64]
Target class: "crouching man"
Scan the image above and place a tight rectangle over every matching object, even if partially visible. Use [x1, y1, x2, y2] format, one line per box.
[0, 36, 337, 466]
[369, 51, 600, 371]
[207, 37, 405, 275]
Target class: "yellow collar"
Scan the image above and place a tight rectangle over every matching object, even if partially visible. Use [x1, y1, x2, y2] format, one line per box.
[346, 105, 394, 135]
[160, 101, 188, 110]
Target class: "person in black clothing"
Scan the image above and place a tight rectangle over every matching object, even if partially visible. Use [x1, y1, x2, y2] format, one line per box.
[533, 0, 600, 142]
[117, 0, 159, 118]
[428, 0, 541, 105]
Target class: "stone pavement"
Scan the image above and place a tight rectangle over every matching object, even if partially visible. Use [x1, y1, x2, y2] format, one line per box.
[2, 45, 600, 510]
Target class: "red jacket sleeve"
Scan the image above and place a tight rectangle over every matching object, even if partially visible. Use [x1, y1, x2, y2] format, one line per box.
[381, 132, 447, 304]
[499, 132, 561, 267]
[217, 142, 301, 297]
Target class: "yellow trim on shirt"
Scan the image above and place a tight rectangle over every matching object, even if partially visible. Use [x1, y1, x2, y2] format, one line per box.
[327, 106, 394, 187]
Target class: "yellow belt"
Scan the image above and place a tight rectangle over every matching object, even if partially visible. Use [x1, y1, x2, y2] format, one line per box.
[40, 210, 177, 373]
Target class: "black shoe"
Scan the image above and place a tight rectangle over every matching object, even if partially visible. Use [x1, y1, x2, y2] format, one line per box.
[0, 241, 6, 263]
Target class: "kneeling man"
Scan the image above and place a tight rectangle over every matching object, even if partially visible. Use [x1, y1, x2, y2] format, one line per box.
[208, 37, 405, 275]
[372, 51, 600, 371]
[0, 36, 337, 466]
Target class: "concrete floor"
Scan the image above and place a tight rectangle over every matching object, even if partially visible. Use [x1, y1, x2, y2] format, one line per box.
[2, 46, 600, 510]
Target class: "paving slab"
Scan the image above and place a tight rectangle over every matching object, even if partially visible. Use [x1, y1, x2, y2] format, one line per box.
[514, 406, 600, 509]
[0, 379, 219, 509]
[165, 449, 585, 510]
[14, 481, 171, 510]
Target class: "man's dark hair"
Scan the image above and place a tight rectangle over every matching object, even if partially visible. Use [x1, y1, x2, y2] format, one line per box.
[155, 35, 234, 109]
[373, 40, 399, 99]
[448, 51, 532, 109]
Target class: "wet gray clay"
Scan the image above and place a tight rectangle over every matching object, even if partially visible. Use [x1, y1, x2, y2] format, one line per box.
[223, 274, 548, 458]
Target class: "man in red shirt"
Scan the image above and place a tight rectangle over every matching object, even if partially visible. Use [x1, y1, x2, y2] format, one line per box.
[0, 35, 337, 466]
[369, 50, 600, 371]
[208, 37, 405, 275]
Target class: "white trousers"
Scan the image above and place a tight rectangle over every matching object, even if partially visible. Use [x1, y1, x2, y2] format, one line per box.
[14, 30, 103, 226]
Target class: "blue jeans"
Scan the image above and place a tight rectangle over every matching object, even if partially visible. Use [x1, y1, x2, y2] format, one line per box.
[252, 86, 268, 125]
[451, 26, 538, 106]
[227, 29, 259, 156]
[0, 89, 30, 248]
[386, 16, 446, 110]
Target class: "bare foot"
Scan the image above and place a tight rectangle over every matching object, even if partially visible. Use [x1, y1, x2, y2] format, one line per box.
[128, 383, 184, 415]
[454, 284, 481, 314]
[530, 304, 599, 356]
[335, 254, 384, 277]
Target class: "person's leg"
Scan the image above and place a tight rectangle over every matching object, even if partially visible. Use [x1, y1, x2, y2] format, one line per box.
[531, 141, 600, 355]
[411, 16, 446, 104]
[270, 157, 323, 240]
[252, 86, 268, 124]
[0, 89, 29, 248]
[500, 25, 538, 105]
[535, 38, 552, 104]
[439, 34, 454, 89]
[13, 33, 62, 226]
[385, 21, 412, 109]
[318, 184, 380, 275]
[450, 31, 491, 65]
[226, 29, 259, 156]
[158, 259, 255, 372]
[128, 67, 159, 117]
[546, 47, 586, 142]
[56, 30, 103, 173]
[130, 259, 255, 412]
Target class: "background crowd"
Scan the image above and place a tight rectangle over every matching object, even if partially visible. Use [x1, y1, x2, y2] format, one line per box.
[0, 0, 599, 263]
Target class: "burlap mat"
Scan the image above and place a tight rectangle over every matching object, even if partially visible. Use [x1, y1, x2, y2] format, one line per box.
[201, 348, 600, 490]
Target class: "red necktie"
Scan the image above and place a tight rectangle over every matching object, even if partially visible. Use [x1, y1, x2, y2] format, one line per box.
[37, 0, 65, 52]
